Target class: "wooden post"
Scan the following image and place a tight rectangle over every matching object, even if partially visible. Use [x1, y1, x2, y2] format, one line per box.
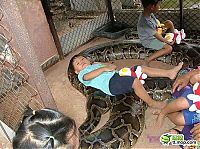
[105, 0, 115, 22]
[41, 0, 64, 59]
[179, 0, 183, 29]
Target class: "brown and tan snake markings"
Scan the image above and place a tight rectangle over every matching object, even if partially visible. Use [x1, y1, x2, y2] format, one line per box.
[68, 40, 200, 148]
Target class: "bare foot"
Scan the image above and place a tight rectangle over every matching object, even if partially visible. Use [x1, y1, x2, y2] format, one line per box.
[150, 100, 166, 109]
[168, 62, 183, 80]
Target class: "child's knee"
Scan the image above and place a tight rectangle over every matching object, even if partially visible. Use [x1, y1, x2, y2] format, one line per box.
[164, 44, 173, 53]
[132, 78, 141, 89]
[169, 46, 173, 52]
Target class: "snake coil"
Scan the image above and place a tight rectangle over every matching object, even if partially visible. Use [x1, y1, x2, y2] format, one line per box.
[68, 40, 200, 148]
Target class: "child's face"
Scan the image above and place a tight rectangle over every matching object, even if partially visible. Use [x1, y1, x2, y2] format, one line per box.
[73, 56, 91, 74]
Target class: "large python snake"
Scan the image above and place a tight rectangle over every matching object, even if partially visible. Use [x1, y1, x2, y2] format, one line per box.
[68, 39, 200, 148]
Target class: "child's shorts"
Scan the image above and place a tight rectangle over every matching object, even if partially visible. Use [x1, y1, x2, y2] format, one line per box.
[172, 85, 200, 125]
[109, 73, 136, 95]
[148, 39, 165, 50]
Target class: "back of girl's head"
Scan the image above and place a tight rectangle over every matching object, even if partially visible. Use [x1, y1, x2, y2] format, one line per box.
[141, 0, 161, 8]
[13, 108, 76, 149]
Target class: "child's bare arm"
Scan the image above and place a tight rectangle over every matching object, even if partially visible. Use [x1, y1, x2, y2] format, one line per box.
[83, 64, 116, 81]
[154, 32, 174, 45]
[173, 69, 200, 92]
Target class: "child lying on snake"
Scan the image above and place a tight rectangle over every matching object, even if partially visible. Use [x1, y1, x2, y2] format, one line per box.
[69, 54, 183, 110]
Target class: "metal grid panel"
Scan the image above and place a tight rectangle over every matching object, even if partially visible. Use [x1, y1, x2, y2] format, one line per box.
[0, 11, 43, 130]
[60, 13, 109, 54]
[109, 0, 182, 31]
[50, 0, 109, 54]
[183, 9, 200, 32]
[51, 0, 200, 54]
[112, 0, 200, 39]
[114, 10, 141, 30]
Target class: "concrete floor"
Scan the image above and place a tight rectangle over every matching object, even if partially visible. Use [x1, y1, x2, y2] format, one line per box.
[0, 37, 180, 148]
[45, 37, 179, 148]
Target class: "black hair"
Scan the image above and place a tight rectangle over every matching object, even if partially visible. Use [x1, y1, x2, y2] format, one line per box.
[13, 108, 77, 149]
[68, 54, 90, 73]
[68, 54, 80, 73]
[141, 0, 162, 8]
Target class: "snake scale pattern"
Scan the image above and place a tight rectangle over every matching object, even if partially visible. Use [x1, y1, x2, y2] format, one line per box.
[68, 39, 200, 148]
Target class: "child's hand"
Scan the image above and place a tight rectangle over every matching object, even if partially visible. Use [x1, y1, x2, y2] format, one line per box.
[103, 63, 117, 72]
[166, 40, 175, 46]
[170, 39, 175, 45]
[191, 123, 200, 141]
[172, 74, 190, 92]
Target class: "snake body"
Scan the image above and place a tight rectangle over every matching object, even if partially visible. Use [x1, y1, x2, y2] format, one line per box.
[68, 40, 200, 148]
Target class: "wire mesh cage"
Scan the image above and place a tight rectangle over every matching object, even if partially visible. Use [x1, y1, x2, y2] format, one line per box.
[48, 0, 109, 54]
[0, 11, 43, 131]
[50, 0, 199, 54]
[112, 0, 200, 38]
[50, 0, 108, 33]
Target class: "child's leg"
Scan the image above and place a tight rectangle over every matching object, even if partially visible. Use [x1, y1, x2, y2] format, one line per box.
[157, 97, 189, 127]
[141, 62, 183, 80]
[167, 112, 185, 126]
[132, 78, 166, 109]
[146, 44, 172, 63]
[169, 125, 184, 134]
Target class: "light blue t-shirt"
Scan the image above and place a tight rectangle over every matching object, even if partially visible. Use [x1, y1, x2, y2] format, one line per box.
[137, 13, 157, 47]
[78, 63, 115, 96]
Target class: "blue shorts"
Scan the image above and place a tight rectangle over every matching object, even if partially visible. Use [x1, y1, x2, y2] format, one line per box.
[109, 73, 136, 95]
[148, 39, 165, 50]
[172, 85, 200, 125]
